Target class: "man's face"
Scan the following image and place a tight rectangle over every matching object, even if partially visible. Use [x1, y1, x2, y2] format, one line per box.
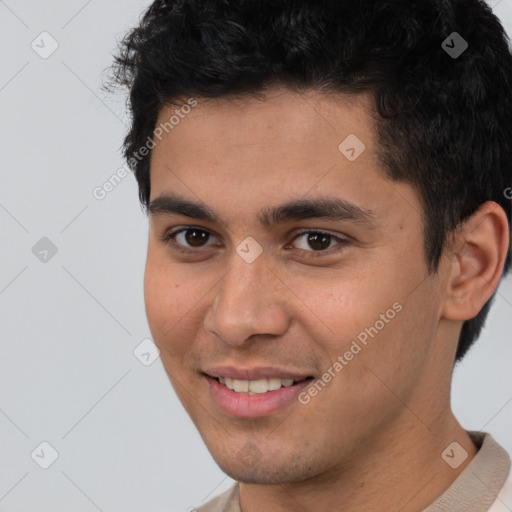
[145, 89, 449, 484]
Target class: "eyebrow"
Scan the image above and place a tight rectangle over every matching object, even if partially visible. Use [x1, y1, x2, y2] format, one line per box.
[147, 192, 376, 228]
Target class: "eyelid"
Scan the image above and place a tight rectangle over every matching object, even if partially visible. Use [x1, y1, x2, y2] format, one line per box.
[292, 228, 349, 243]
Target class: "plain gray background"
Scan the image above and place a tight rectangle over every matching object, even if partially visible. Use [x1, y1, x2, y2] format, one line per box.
[0, 1, 511, 511]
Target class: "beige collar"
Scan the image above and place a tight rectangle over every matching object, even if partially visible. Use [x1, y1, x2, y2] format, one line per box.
[422, 431, 510, 511]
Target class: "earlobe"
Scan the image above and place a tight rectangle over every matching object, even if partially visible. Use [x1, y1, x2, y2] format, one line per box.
[441, 201, 510, 322]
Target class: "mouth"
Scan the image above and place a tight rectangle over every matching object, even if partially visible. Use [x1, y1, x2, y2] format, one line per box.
[213, 375, 313, 394]
[203, 370, 315, 418]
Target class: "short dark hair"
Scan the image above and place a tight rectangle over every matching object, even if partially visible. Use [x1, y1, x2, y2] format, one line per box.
[105, 0, 512, 362]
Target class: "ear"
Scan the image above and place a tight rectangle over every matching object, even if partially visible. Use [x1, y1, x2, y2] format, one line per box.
[441, 201, 510, 321]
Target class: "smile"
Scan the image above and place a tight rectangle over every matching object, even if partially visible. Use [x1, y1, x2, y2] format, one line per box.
[216, 376, 304, 394]
[204, 372, 314, 418]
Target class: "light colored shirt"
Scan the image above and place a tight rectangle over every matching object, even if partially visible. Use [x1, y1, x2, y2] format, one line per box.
[196, 431, 512, 512]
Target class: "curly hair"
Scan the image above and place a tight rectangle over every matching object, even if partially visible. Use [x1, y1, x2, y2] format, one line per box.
[105, 0, 512, 362]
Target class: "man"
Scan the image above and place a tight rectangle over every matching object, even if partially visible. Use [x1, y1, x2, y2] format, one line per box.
[107, 0, 512, 509]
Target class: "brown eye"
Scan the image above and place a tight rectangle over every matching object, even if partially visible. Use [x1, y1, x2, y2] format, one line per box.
[182, 228, 210, 247]
[291, 230, 345, 253]
[293, 230, 349, 258]
[161, 227, 219, 253]
[303, 232, 333, 251]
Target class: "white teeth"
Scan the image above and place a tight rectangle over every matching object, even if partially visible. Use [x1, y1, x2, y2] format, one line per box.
[216, 377, 298, 393]
[248, 379, 269, 394]
[233, 379, 249, 392]
[267, 378, 282, 391]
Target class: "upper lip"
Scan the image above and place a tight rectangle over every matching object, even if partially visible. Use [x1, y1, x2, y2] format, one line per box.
[204, 366, 313, 381]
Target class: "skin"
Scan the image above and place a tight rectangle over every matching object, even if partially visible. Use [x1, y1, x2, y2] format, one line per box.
[144, 87, 509, 511]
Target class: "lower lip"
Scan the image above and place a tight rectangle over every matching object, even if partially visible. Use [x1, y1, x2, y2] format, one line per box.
[205, 375, 313, 418]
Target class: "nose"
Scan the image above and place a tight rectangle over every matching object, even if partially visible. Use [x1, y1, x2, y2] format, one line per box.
[203, 254, 291, 347]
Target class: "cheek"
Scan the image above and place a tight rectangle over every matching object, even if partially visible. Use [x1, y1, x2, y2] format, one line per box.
[290, 269, 399, 349]
[143, 252, 211, 364]
[144, 252, 187, 345]
[343, 283, 439, 401]
[144, 260, 170, 330]
[304, 262, 435, 385]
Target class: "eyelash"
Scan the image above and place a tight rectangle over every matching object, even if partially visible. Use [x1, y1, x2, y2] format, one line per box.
[159, 226, 349, 260]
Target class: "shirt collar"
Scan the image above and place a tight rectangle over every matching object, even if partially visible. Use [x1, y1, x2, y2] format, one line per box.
[422, 431, 510, 512]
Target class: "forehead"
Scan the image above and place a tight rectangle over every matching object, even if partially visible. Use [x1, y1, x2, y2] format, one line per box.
[150, 88, 379, 185]
[153, 88, 375, 152]
[148, 88, 420, 233]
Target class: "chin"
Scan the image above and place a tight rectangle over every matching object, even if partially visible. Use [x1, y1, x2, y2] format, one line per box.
[218, 464, 294, 485]
[211, 449, 315, 485]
